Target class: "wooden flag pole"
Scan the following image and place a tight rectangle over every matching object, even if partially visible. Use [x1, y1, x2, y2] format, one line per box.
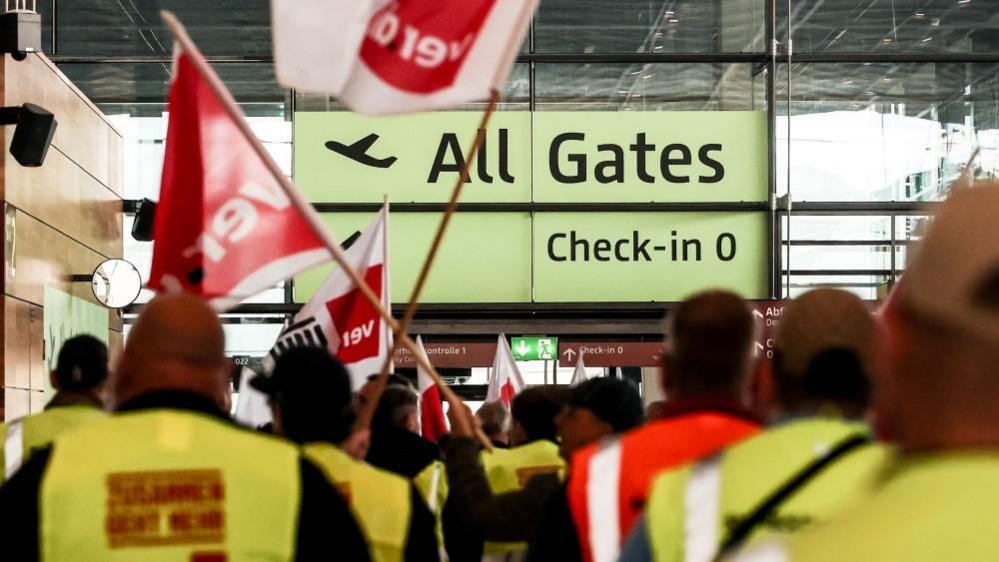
[160, 10, 491, 447]
[356, 90, 500, 438]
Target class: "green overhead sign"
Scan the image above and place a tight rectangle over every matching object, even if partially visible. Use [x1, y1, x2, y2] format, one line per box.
[292, 110, 770, 304]
[293, 210, 767, 303]
[511, 337, 558, 361]
[294, 111, 767, 203]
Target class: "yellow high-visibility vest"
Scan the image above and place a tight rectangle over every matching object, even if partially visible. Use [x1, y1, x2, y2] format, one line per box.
[729, 453, 999, 562]
[41, 409, 301, 561]
[481, 440, 565, 555]
[645, 419, 890, 562]
[1, 405, 105, 482]
[304, 442, 411, 562]
[414, 459, 449, 552]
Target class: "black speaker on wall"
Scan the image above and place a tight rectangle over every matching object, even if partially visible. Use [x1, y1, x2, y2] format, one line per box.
[0, 103, 57, 167]
[131, 198, 158, 242]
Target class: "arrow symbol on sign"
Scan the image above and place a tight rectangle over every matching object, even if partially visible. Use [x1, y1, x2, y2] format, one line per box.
[752, 309, 764, 320]
[516, 340, 530, 357]
[563, 348, 576, 362]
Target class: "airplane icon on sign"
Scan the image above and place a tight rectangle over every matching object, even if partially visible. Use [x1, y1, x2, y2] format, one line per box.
[325, 134, 398, 169]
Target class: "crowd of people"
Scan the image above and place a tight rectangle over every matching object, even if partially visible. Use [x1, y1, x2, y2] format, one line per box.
[1, 182, 998, 562]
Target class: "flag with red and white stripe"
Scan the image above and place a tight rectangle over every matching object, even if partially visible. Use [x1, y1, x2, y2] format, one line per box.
[277, 204, 391, 390]
[485, 334, 525, 407]
[235, 205, 391, 427]
[415, 336, 448, 442]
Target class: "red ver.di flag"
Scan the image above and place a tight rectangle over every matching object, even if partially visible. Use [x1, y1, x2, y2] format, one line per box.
[272, 0, 538, 114]
[267, 205, 391, 390]
[148, 49, 330, 309]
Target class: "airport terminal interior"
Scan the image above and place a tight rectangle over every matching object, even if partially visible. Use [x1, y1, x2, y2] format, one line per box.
[2, 1, 999, 561]
[2, 0, 998, 411]
[0, 0, 992, 409]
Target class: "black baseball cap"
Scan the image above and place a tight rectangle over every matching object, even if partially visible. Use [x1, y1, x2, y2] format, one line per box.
[567, 378, 644, 432]
[251, 347, 351, 401]
[251, 347, 356, 443]
[53, 335, 109, 391]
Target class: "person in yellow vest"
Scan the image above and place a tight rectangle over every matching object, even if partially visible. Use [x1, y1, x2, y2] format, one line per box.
[475, 386, 568, 561]
[441, 378, 644, 562]
[363, 380, 450, 558]
[728, 183, 999, 562]
[0, 293, 370, 562]
[477, 401, 511, 449]
[620, 288, 891, 562]
[0, 334, 109, 481]
[255, 346, 440, 562]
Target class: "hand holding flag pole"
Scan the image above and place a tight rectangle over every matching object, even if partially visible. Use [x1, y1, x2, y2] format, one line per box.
[160, 10, 489, 448]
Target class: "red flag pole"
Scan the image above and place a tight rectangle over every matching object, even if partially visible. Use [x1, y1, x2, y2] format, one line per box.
[159, 10, 489, 447]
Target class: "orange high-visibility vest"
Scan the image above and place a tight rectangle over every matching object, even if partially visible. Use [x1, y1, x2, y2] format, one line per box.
[567, 410, 760, 562]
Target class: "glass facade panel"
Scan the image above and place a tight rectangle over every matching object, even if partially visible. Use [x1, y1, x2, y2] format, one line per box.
[54, 0, 272, 55]
[789, 0, 999, 54]
[58, 62, 285, 115]
[535, 63, 767, 111]
[36, 0, 999, 311]
[534, 0, 766, 53]
[779, 62, 999, 201]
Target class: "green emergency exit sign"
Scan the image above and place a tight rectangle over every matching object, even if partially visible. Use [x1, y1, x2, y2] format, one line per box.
[511, 337, 559, 361]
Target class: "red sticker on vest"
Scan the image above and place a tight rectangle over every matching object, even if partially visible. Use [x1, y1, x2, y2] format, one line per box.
[192, 553, 228, 562]
[516, 465, 561, 487]
[105, 469, 226, 549]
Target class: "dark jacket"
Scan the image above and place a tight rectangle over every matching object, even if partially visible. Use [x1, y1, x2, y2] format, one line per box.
[0, 390, 371, 562]
[367, 425, 442, 478]
[364, 425, 442, 562]
[441, 436, 565, 561]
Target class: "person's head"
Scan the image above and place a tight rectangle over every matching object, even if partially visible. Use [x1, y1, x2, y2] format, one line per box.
[357, 373, 414, 411]
[51, 335, 109, 396]
[645, 400, 668, 421]
[881, 182, 999, 451]
[766, 289, 875, 420]
[509, 386, 568, 446]
[556, 377, 644, 459]
[477, 401, 511, 445]
[372, 383, 420, 434]
[664, 290, 755, 400]
[112, 293, 227, 410]
[254, 346, 355, 445]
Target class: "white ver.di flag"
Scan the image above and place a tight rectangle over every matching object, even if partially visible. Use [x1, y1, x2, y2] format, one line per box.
[272, 0, 538, 114]
[234, 204, 390, 427]
[485, 333, 525, 408]
[570, 351, 590, 387]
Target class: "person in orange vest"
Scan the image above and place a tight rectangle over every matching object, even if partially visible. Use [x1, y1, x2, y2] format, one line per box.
[442, 378, 644, 562]
[557, 290, 764, 562]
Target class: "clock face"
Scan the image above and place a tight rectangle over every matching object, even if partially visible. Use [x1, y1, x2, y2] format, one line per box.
[92, 259, 143, 309]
